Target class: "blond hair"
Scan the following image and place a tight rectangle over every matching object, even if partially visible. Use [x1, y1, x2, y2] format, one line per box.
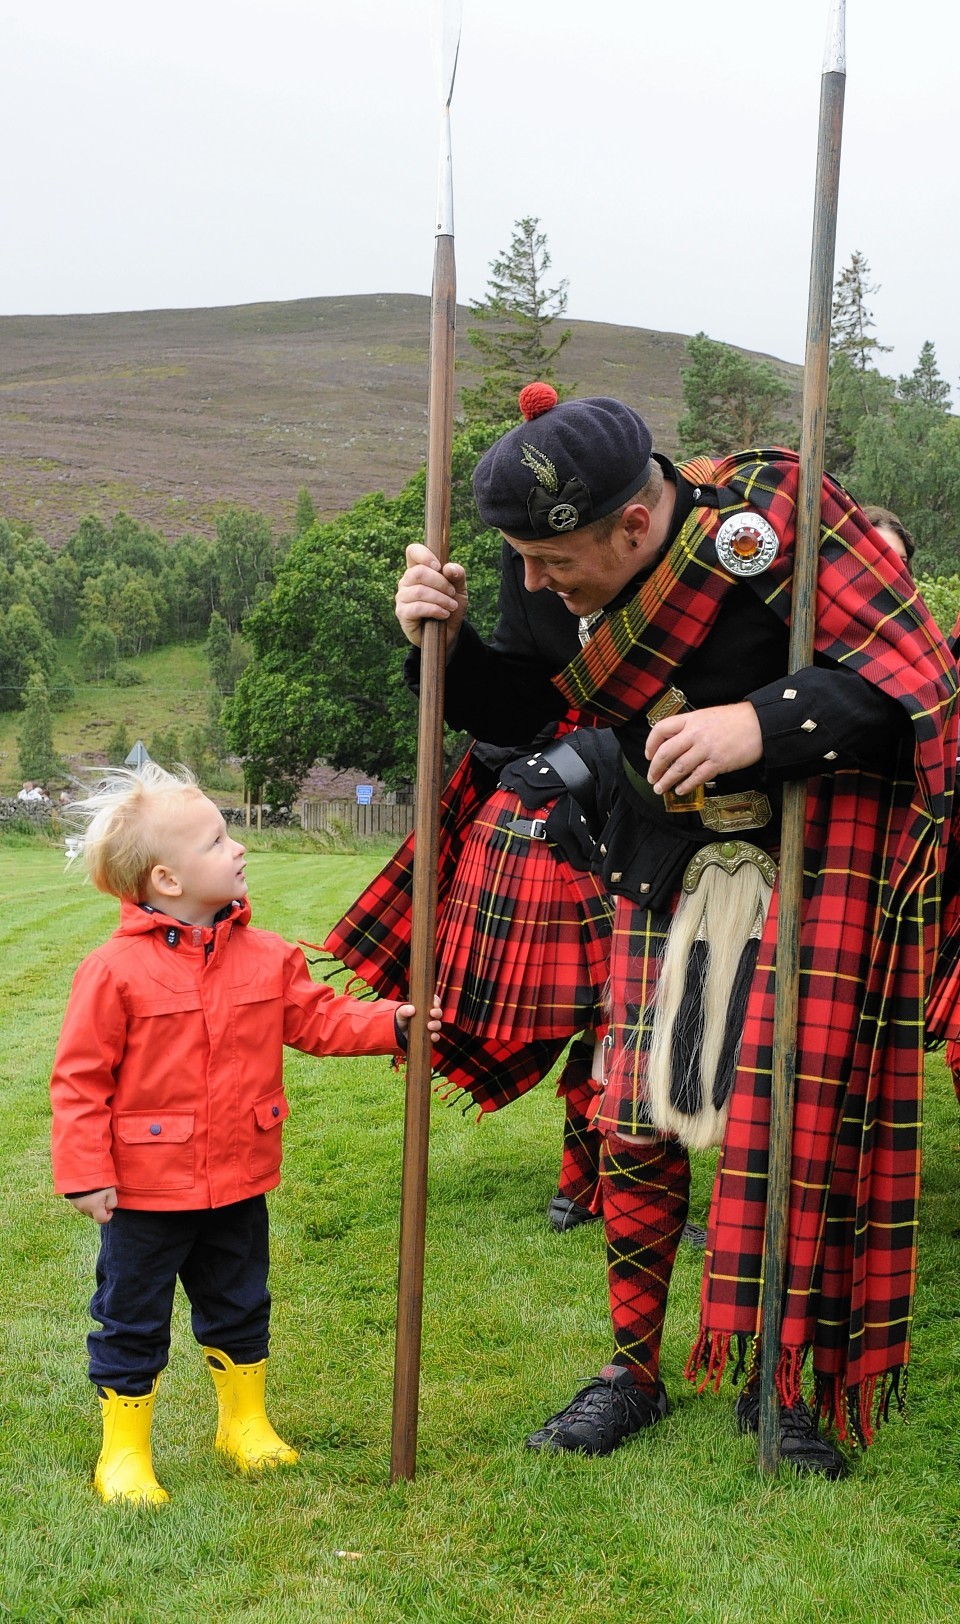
[68, 763, 205, 899]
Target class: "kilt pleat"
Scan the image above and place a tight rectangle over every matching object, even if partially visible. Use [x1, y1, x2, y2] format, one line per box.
[436, 787, 612, 1043]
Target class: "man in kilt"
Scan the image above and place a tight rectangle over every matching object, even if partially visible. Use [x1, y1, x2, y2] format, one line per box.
[395, 385, 957, 1477]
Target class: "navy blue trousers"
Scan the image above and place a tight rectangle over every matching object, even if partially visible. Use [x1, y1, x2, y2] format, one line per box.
[88, 1195, 271, 1395]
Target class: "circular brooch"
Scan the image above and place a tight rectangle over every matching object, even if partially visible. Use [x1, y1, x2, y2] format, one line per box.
[547, 502, 581, 532]
[714, 511, 779, 576]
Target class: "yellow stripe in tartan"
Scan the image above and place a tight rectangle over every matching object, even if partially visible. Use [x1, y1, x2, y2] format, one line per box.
[558, 505, 725, 711]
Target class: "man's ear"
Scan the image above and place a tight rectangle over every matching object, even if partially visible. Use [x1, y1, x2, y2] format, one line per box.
[620, 502, 653, 547]
[149, 862, 183, 900]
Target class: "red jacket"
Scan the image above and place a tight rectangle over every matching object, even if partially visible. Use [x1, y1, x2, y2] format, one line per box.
[50, 898, 402, 1210]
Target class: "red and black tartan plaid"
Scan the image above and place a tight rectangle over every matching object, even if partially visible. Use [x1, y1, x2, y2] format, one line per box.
[559, 450, 958, 1446]
[321, 744, 608, 1112]
[555, 1040, 602, 1209]
[434, 785, 611, 1043]
[602, 1133, 691, 1386]
[322, 749, 491, 1004]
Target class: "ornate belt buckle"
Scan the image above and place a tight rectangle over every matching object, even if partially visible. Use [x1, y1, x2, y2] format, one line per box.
[699, 790, 772, 833]
[646, 688, 706, 813]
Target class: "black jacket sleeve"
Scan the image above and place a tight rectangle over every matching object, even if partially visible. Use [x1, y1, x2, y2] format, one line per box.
[750, 662, 910, 779]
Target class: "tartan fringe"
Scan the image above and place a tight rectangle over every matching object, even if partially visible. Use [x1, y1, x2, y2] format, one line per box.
[432, 1076, 482, 1119]
[296, 947, 377, 998]
[687, 1332, 908, 1450]
[684, 1331, 753, 1393]
[815, 1365, 907, 1449]
[685, 1329, 731, 1393]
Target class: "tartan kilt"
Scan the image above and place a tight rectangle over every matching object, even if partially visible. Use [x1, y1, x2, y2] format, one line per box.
[435, 786, 612, 1044]
[321, 749, 493, 1005]
[321, 748, 608, 1112]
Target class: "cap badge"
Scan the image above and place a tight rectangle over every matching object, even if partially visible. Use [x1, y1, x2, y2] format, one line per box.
[714, 511, 779, 576]
[520, 442, 559, 493]
[547, 502, 580, 532]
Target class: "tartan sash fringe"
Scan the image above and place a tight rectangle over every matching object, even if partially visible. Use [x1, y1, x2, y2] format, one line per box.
[685, 1329, 905, 1449]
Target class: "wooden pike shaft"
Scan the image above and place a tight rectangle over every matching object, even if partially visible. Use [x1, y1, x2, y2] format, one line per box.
[390, 81, 458, 1480]
[758, 1, 846, 1476]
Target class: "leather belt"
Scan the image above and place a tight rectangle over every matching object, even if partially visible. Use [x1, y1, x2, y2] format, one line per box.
[504, 816, 548, 841]
[537, 738, 597, 812]
[621, 754, 772, 833]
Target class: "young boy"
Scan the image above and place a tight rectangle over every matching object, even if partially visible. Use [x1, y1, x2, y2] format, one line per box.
[50, 764, 440, 1507]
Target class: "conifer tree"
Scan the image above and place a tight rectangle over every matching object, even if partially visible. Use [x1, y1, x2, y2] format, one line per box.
[105, 720, 131, 766]
[294, 487, 317, 537]
[676, 333, 795, 458]
[206, 611, 233, 694]
[825, 252, 895, 473]
[897, 340, 952, 411]
[830, 251, 891, 371]
[460, 217, 573, 426]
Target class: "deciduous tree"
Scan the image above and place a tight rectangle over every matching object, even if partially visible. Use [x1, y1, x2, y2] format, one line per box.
[224, 426, 504, 799]
[17, 670, 60, 782]
[214, 508, 276, 630]
[78, 622, 118, 682]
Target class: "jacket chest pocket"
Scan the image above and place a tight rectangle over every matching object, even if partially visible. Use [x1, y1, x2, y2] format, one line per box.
[229, 975, 284, 1051]
[115, 1112, 195, 1192]
[250, 1089, 289, 1178]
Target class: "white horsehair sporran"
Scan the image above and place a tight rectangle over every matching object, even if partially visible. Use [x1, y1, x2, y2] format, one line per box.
[645, 840, 776, 1150]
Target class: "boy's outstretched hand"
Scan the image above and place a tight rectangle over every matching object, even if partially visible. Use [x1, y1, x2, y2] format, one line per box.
[395, 995, 443, 1041]
[70, 1187, 117, 1225]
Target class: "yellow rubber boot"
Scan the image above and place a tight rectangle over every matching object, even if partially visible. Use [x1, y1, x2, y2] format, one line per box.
[93, 1377, 169, 1506]
[203, 1348, 299, 1472]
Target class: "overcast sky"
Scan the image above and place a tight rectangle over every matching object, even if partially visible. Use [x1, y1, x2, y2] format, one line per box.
[2, 0, 957, 406]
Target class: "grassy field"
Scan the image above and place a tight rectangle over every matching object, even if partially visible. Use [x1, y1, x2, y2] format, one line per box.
[1, 841, 959, 1623]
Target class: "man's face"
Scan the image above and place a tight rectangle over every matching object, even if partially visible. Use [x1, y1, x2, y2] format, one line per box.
[157, 794, 248, 923]
[503, 520, 658, 617]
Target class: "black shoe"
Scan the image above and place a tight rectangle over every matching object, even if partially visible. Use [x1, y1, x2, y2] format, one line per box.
[734, 1387, 847, 1479]
[548, 1194, 601, 1232]
[681, 1221, 707, 1248]
[526, 1366, 668, 1455]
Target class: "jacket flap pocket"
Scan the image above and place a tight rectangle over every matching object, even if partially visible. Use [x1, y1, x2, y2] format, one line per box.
[253, 1092, 289, 1131]
[127, 992, 203, 1018]
[230, 974, 283, 1006]
[117, 1112, 195, 1145]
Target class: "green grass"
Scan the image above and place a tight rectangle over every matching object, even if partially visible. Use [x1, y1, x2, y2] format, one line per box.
[2, 846, 960, 1622]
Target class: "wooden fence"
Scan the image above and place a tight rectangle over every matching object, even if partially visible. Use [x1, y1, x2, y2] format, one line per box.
[299, 799, 415, 838]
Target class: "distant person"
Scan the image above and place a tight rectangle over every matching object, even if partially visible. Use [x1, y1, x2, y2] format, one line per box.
[863, 505, 916, 574]
[17, 781, 44, 802]
[50, 763, 440, 1506]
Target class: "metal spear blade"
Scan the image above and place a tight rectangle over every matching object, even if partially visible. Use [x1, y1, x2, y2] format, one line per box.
[823, 0, 846, 74]
[431, 0, 463, 109]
